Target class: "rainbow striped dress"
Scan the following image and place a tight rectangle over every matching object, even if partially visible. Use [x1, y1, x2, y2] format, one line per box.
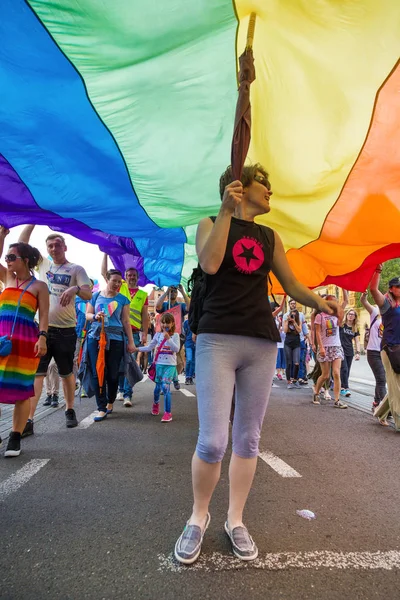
[0, 287, 39, 404]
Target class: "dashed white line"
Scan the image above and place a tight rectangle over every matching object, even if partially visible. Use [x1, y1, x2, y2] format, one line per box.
[0, 459, 50, 501]
[258, 450, 302, 478]
[158, 550, 400, 573]
[77, 412, 98, 429]
[180, 389, 195, 397]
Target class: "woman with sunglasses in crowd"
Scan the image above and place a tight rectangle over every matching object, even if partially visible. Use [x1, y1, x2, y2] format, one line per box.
[85, 269, 135, 422]
[0, 226, 49, 457]
[339, 307, 361, 398]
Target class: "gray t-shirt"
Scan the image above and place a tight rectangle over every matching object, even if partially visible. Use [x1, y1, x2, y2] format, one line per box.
[37, 257, 91, 328]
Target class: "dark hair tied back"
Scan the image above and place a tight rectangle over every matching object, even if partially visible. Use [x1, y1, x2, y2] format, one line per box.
[9, 242, 42, 270]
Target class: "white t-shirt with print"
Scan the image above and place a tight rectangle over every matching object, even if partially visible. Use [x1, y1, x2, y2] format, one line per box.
[37, 257, 91, 328]
[366, 307, 383, 352]
[138, 332, 180, 366]
[314, 313, 341, 348]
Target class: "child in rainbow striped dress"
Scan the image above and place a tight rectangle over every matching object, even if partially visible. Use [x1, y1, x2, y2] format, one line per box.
[0, 226, 49, 457]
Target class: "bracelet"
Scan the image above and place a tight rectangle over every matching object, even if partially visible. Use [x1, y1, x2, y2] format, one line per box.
[38, 331, 48, 339]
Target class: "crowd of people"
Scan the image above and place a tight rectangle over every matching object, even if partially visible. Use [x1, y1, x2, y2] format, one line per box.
[0, 162, 399, 566]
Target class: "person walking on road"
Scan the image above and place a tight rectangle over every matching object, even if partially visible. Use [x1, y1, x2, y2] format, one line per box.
[86, 269, 135, 422]
[283, 309, 302, 388]
[183, 316, 196, 385]
[339, 308, 361, 398]
[136, 312, 180, 422]
[313, 296, 347, 409]
[43, 359, 60, 407]
[360, 291, 386, 411]
[156, 285, 190, 390]
[369, 266, 400, 430]
[18, 225, 92, 433]
[0, 226, 49, 457]
[174, 164, 343, 565]
[102, 255, 149, 407]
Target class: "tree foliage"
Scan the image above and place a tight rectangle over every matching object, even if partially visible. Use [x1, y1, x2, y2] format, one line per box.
[355, 258, 400, 307]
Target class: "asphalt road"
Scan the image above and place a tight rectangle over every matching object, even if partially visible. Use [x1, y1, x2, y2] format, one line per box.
[1, 374, 399, 600]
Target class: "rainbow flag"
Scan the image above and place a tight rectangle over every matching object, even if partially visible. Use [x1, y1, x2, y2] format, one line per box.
[1, 1, 399, 291]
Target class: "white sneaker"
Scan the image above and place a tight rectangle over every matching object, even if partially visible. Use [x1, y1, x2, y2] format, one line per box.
[116, 392, 124, 401]
[123, 397, 133, 407]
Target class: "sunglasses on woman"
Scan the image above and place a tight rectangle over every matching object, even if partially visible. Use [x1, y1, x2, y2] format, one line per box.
[4, 254, 23, 262]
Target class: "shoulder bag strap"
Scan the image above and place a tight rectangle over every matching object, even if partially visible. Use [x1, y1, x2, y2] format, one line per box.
[153, 335, 168, 363]
[10, 278, 36, 339]
[370, 314, 379, 330]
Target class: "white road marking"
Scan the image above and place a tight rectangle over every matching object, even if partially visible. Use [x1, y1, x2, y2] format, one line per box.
[158, 550, 400, 573]
[258, 450, 302, 478]
[180, 389, 195, 397]
[77, 412, 98, 429]
[0, 459, 50, 501]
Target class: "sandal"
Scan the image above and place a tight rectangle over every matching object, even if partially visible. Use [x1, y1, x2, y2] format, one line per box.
[334, 400, 348, 409]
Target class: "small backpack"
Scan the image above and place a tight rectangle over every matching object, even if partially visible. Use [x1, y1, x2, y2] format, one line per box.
[187, 265, 208, 335]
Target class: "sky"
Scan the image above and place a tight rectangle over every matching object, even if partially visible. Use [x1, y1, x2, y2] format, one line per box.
[8, 225, 156, 293]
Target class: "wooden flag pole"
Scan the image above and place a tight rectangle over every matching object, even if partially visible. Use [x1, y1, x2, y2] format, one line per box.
[246, 12, 257, 49]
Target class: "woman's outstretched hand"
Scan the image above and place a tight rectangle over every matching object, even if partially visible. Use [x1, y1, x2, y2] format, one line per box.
[320, 298, 344, 322]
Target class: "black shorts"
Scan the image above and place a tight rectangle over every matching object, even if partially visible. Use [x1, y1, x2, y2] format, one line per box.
[37, 327, 77, 378]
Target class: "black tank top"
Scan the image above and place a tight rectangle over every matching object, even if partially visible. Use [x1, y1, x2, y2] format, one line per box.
[198, 217, 280, 342]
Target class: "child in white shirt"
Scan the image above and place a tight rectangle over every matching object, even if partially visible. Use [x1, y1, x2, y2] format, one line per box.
[137, 312, 180, 422]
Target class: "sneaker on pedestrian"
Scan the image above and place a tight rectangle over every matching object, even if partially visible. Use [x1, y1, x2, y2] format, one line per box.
[312, 394, 321, 405]
[323, 390, 332, 400]
[123, 397, 133, 407]
[4, 432, 21, 458]
[51, 394, 59, 408]
[152, 403, 160, 416]
[21, 419, 34, 438]
[276, 373, 283, 380]
[65, 408, 78, 427]
[340, 389, 347, 397]
[116, 391, 124, 401]
[185, 377, 191, 385]
[173, 380, 181, 391]
[174, 513, 211, 565]
[81, 389, 88, 398]
[293, 381, 300, 388]
[224, 521, 258, 561]
[287, 382, 294, 390]
[334, 400, 348, 409]
[161, 412, 172, 422]
[345, 389, 351, 397]
[43, 394, 52, 406]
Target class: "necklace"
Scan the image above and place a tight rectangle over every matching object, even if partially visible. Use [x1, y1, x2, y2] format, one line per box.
[16, 276, 33, 289]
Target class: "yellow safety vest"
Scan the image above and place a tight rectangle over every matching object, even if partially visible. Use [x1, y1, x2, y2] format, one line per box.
[120, 281, 148, 330]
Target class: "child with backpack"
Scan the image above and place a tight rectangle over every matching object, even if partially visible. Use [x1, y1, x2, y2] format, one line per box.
[136, 312, 180, 422]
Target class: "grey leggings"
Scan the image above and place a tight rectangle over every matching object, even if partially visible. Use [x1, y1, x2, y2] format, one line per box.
[195, 334, 277, 463]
